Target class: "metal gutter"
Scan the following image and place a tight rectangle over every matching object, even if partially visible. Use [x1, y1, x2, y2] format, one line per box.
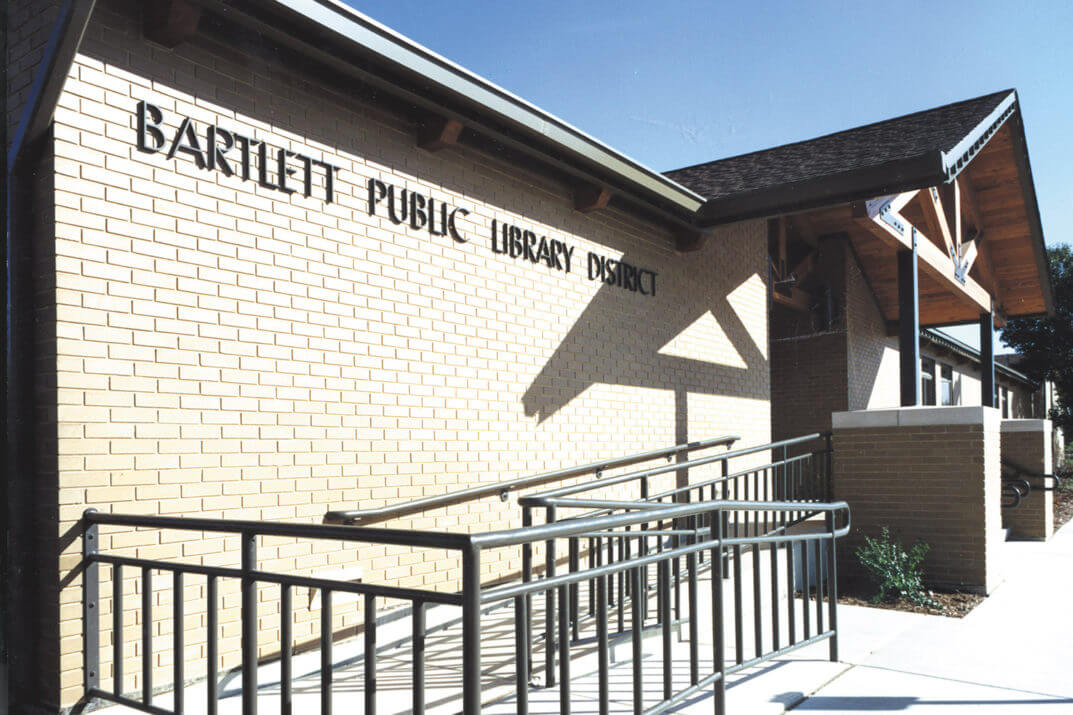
[202, 0, 704, 220]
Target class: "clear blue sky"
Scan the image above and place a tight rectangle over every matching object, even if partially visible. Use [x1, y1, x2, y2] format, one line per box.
[345, 0, 1073, 348]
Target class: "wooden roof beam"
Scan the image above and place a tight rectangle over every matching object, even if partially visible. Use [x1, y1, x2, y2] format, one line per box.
[417, 115, 464, 152]
[773, 285, 814, 313]
[790, 250, 818, 283]
[851, 202, 991, 315]
[941, 181, 962, 261]
[921, 186, 956, 260]
[144, 0, 202, 48]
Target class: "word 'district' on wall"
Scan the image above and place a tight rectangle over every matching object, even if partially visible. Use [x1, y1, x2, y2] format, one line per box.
[134, 101, 657, 297]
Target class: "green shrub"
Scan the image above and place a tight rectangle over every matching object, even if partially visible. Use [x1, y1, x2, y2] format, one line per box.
[855, 527, 939, 608]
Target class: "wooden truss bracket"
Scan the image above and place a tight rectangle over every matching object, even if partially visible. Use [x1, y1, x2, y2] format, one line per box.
[852, 190, 992, 315]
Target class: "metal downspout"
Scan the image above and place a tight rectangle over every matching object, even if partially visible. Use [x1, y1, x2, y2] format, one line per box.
[4, 0, 96, 709]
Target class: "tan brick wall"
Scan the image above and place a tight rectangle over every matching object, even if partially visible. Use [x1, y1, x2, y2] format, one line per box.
[35, 1, 772, 707]
[6, 0, 64, 144]
[1001, 421, 1054, 541]
[770, 331, 846, 441]
[770, 237, 849, 442]
[832, 409, 1003, 595]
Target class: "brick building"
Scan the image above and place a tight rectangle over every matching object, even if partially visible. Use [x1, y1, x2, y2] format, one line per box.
[1, 1, 1058, 713]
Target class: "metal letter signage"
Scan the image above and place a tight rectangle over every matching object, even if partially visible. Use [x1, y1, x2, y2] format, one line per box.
[133, 101, 657, 297]
[135, 101, 340, 203]
[366, 178, 468, 243]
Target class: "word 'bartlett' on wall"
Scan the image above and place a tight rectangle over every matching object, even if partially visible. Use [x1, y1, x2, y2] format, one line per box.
[33, 3, 771, 708]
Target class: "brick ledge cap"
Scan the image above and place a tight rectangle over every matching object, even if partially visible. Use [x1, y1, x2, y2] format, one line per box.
[832, 405, 1001, 429]
[1000, 418, 1052, 433]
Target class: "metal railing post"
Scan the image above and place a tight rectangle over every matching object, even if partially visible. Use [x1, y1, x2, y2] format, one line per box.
[824, 432, 834, 501]
[826, 511, 839, 662]
[514, 595, 529, 715]
[544, 506, 556, 686]
[241, 532, 257, 715]
[521, 506, 533, 684]
[82, 512, 100, 694]
[462, 544, 482, 715]
[712, 510, 726, 715]
[720, 459, 729, 577]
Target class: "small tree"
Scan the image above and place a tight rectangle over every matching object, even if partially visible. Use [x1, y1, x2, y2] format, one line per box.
[1000, 244, 1073, 432]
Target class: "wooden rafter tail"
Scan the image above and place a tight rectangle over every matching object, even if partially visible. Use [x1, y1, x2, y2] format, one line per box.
[573, 183, 612, 213]
[144, 0, 202, 48]
[675, 229, 707, 254]
[417, 116, 464, 152]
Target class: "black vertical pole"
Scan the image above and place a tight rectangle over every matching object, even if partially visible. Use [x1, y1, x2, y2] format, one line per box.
[981, 308, 995, 408]
[82, 515, 99, 694]
[462, 544, 482, 715]
[241, 533, 257, 715]
[898, 234, 920, 407]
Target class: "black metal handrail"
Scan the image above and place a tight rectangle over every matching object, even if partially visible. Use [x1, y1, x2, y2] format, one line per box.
[520, 432, 830, 504]
[475, 498, 849, 715]
[323, 434, 739, 525]
[1001, 479, 1029, 509]
[1002, 457, 1066, 492]
[81, 509, 482, 715]
[80, 434, 846, 715]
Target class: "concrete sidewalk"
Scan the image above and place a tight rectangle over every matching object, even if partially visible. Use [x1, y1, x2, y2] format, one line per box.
[791, 521, 1073, 714]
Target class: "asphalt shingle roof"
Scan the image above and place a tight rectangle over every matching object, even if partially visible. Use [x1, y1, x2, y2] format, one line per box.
[665, 90, 1014, 202]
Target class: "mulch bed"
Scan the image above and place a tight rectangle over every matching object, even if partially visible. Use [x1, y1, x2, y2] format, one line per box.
[837, 588, 984, 618]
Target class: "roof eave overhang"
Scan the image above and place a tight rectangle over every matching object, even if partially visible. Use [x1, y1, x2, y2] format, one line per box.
[695, 89, 1054, 318]
[191, 0, 705, 228]
[921, 330, 1038, 389]
[695, 92, 1023, 229]
[1005, 107, 1056, 317]
[694, 152, 945, 228]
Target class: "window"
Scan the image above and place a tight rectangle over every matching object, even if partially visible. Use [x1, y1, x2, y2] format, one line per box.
[940, 363, 955, 405]
[921, 357, 936, 405]
[994, 385, 1009, 417]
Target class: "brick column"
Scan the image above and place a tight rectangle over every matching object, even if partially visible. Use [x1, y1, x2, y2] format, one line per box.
[832, 406, 1003, 595]
[1001, 419, 1054, 541]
